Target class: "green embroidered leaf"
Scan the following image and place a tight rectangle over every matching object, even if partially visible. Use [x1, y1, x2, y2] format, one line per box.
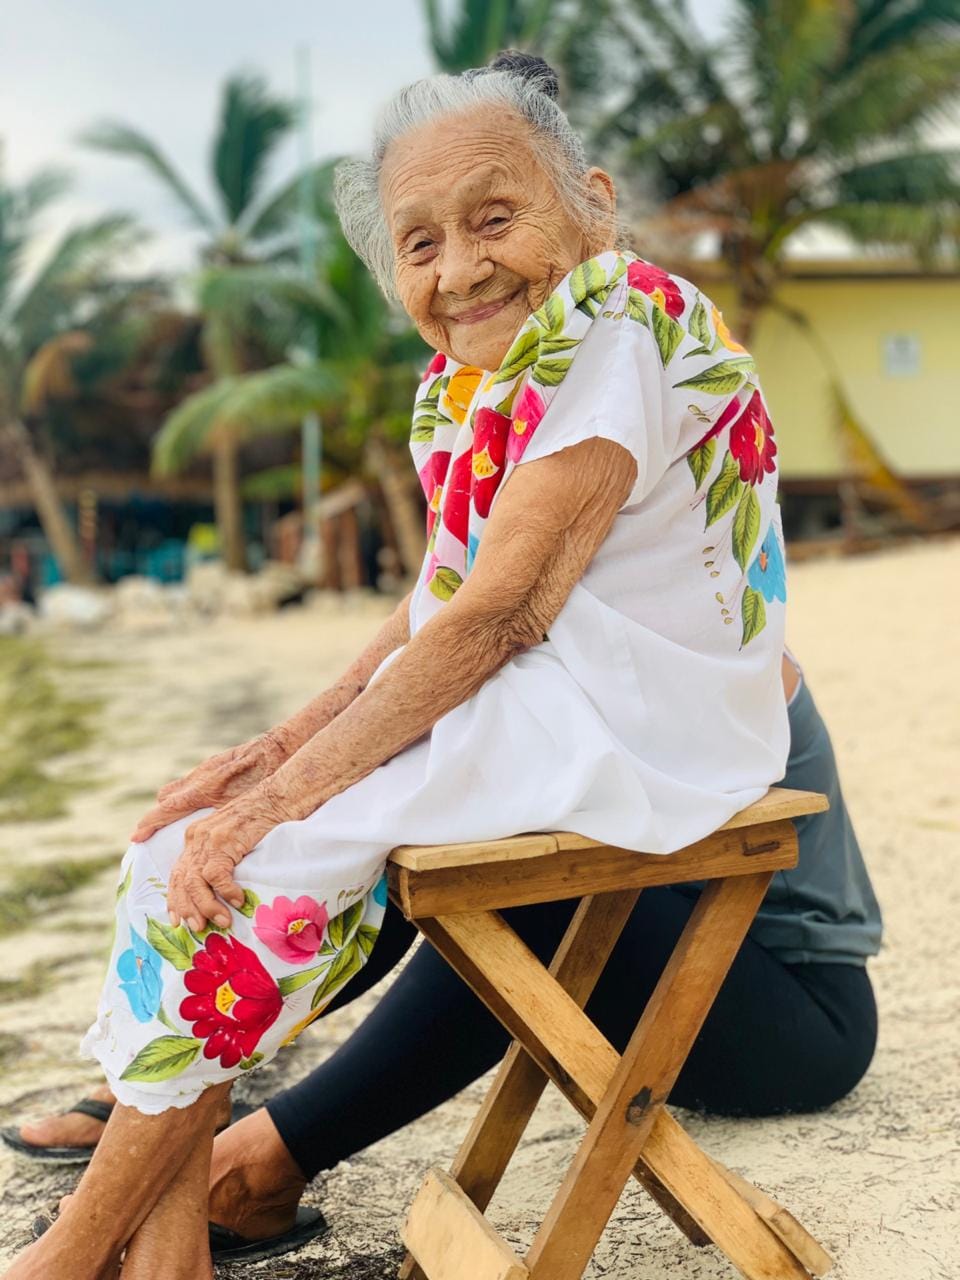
[145, 917, 197, 971]
[732, 485, 761, 570]
[239, 1052, 264, 1071]
[741, 587, 767, 648]
[625, 288, 649, 326]
[689, 296, 711, 347]
[310, 940, 364, 1010]
[156, 1004, 179, 1033]
[672, 358, 755, 395]
[538, 336, 581, 355]
[278, 961, 329, 997]
[328, 899, 365, 949]
[119, 1035, 202, 1083]
[651, 304, 685, 368]
[683, 344, 713, 359]
[319, 938, 337, 956]
[575, 297, 599, 319]
[607, 256, 628, 287]
[429, 566, 463, 602]
[569, 258, 606, 305]
[533, 294, 565, 333]
[237, 889, 260, 919]
[422, 374, 444, 405]
[687, 439, 716, 490]
[705, 451, 744, 527]
[490, 328, 540, 383]
[115, 863, 132, 902]
[532, 356, 574, 387]
[410, 424, 436, 444]
[357, 923, 380, 958]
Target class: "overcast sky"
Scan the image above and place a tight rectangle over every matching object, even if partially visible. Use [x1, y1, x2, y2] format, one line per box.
[0, 0, 743, 273]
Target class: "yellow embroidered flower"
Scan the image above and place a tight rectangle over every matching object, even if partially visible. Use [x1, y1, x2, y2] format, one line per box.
[712, 304, 747, 353]
[442, 367, 483, 423]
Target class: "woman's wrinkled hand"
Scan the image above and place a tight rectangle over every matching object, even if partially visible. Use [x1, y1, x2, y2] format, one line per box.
[165, 786, 290, 932]
[130, 732, 288, 844]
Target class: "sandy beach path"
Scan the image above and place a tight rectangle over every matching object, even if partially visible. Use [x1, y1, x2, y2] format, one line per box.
[0, 543, 957, 1279]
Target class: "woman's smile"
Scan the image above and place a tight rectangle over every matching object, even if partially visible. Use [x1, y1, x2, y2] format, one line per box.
[444, 288, 522, 326]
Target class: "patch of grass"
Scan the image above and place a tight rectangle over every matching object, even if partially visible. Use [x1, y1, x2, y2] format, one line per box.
[0, 637, 106, 823]
[0, 958, 69, 1006]
[0, 855, 118, 938]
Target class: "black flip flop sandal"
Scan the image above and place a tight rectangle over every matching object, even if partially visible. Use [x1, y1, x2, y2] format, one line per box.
[1, 1098, 114, 1165]
[32, 1196, 328, 1264]
[209, 1205, 331, 1263]
[5, 1097, 253, 1168]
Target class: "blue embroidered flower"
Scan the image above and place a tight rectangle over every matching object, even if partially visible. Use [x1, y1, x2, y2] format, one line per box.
[372, 874, 388, 908]
[747, 527, 787, 603]
[466, 532, 480, 573]
[117, 926, 163, 1023]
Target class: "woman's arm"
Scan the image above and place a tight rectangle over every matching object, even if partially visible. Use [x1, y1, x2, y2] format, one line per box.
[131, 592, 412, 841]
[167, 437, 636, 930]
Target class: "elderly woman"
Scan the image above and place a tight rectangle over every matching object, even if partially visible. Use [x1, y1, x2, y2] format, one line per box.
[5, 54, 880, 1279]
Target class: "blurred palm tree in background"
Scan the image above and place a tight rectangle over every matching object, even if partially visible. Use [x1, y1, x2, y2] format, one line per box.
[0, 157, 151, 584]
[81, 72, 332, 570]
[150, 164, 430, 575]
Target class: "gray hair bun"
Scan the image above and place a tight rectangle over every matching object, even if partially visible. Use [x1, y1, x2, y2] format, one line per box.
[482, 49, 561, 103]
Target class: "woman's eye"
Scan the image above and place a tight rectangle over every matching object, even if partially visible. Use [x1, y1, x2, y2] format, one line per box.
[485, 215, 508, 228]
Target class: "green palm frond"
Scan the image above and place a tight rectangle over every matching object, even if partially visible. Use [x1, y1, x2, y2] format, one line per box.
[423, 0, 544, 70]
[212, 74, 296, 226]
[810, 38, 960, 156]
[12, 215, 144, 352]
[80, 121, 217, 233]
[153, 363, 346, 475]
[237, 157, 340, 242]
[809, 200, 960, 254]
[831, 150, 960, 205]
[849, 0, 960, 65]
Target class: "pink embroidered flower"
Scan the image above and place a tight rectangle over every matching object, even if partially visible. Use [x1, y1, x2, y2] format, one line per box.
[253, 895, 329, 964]
[421, 351, 446, 382]
[626, 261, 685, 319]
[507, 385, 546, 462]
[418, 449, 451, 537]
[440, 447, 473, 543]
[691, 394, 744, 451]
[471, 407, 511, 517]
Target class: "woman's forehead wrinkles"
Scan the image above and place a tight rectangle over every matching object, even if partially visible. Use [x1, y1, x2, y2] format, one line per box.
[390, 161, 523, 234]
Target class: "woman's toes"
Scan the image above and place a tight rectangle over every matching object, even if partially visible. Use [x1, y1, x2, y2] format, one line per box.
[58, 1192, 75, 1216]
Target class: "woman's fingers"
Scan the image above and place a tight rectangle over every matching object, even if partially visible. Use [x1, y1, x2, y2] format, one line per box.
[205, 860, 245, 912]
[183, 871, 230, 931]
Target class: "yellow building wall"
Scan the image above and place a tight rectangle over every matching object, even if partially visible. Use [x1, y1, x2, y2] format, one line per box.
[706, 277, 959, 480]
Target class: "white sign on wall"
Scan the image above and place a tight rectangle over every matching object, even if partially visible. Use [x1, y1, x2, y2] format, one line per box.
[882, 334, 922, 377]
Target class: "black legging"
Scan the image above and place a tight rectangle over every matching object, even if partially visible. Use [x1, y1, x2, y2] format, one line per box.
[267, 889, 877, 1181]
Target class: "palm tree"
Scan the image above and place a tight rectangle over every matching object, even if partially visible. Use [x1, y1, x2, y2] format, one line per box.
[574, 0, 960, 343]
[81, 73, 328, 570]
[423, 0, 559, 68]
[150, 185, 430, 578]
[0, 156, 145, 584]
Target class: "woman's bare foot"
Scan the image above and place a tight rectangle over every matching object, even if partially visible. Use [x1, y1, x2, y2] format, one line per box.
[208, 1108, 307, 1240]
[18, 1085, 115, 1150]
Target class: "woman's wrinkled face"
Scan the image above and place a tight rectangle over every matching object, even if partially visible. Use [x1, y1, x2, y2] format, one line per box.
[382, 108, 615, 370]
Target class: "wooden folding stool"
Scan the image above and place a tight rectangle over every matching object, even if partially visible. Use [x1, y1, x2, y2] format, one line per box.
[386, 787, 835, 1280]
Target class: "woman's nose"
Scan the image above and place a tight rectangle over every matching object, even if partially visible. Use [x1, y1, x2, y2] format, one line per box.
[435, 234, 494, 298]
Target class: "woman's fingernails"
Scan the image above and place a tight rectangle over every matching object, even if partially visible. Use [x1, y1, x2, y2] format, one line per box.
[214, 914, 231, 928]
[169, 911, 179, 926]
[187, 917, 202, 932]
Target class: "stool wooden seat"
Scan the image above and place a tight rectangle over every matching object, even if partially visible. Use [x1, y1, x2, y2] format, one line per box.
[386, 787, 834, 1280]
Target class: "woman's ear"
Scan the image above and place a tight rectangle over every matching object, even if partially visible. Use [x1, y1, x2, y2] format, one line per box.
[584, 167, 617, 249]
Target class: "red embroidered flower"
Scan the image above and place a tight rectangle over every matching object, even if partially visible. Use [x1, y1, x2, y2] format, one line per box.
[440, 448, 473, 543]
[691, 393, 744, 451]
[421, 351, 446, 382]
[626, 260, 685, 319]
[179, 934, 283, 1069]
[729, 389, 777, 485]
[507, 385, 546, 463]
[418, 450, 451, 537]
[470, 407, 511, 518]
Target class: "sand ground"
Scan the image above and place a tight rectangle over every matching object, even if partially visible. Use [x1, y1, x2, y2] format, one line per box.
[0, 539, 957, 1279]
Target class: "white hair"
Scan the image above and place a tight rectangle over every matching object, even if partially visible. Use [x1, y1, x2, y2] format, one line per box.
[333, 66, 612, 299]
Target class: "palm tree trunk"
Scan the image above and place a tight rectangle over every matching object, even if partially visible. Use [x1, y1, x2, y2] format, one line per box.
[365, 438, 425, 582]
[212, 431, 247, 572]
[2, 419, 94, 586]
